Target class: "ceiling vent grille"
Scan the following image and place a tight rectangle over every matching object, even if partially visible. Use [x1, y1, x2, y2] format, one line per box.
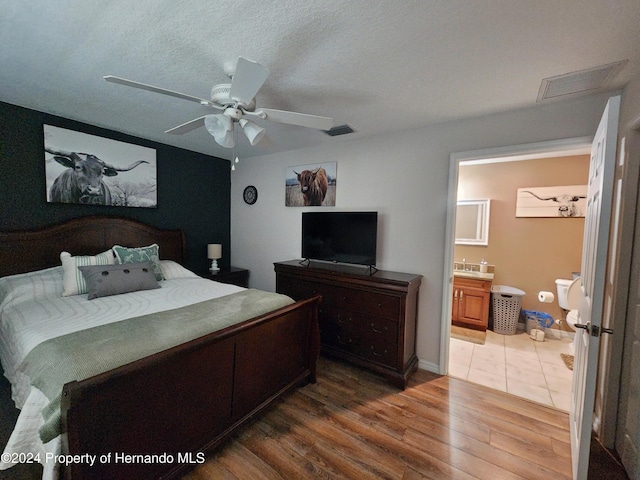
[537, 60, 627, 102]
[324, 124, 355, 136]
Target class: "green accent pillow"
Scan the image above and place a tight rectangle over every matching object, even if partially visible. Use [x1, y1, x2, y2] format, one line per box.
[112, 244, 164, 281]
[79, 262, 159, 300]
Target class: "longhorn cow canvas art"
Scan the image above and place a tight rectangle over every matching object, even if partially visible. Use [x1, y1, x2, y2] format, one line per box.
[44, 125, 157, 208]
[515, 185, 587, 217]
[285, 162, 337, 207]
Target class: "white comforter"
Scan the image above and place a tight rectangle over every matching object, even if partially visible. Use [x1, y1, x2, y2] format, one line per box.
[0, 261, 244, 479]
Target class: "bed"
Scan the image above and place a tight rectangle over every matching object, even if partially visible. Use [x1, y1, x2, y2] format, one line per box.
[0, 215, 321, 480]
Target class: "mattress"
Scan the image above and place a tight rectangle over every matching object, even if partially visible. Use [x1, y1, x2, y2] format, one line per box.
[0, 261, 245, 479]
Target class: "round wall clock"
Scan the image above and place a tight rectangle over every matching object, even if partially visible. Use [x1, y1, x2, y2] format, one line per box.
[243, 185, 258, 205]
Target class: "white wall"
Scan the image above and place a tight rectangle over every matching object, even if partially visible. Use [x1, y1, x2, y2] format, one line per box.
[230, 92, 613, 372]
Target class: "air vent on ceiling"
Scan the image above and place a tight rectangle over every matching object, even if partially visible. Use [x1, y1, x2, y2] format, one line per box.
[324, 124, 355, 136]
[537, 60, 627, 102]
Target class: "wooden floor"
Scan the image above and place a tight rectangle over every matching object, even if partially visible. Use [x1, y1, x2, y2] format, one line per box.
[182, 356, 572, 480]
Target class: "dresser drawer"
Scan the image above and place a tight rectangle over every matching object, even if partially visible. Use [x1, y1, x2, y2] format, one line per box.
[321, 284, 400, 320]
[354, 290, 400, 320]
[277, 276, 321, 300]
[319, 308, 398, 364]
[319, 306, 360, 353]
[362, 316, 398, 345]
[279, 276, 400, 321]
[355, 338, 398, 368]
[319, 308, 398, 342]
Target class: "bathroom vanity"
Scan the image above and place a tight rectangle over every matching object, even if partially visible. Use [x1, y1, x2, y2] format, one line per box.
[452, 269, 493, 331]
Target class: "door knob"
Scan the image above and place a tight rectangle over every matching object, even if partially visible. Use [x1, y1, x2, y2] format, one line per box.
[594, 325, 614, 336]
[575, 323, 614, 337]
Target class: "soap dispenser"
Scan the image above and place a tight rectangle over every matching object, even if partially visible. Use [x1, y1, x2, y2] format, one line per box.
[480, 259, 488, 273]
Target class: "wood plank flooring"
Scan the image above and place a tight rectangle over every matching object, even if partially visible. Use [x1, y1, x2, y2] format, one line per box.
[182, 356, 571, 480]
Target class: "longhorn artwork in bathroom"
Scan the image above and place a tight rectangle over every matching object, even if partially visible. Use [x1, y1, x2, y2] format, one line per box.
[515, 185, 587, 218]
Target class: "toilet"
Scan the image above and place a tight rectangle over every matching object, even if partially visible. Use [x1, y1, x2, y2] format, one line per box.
[555, 277, 581, 354]
[555, 278, 581, 327]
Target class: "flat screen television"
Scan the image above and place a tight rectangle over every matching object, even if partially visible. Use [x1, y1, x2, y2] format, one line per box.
[302, 211, 378, 266]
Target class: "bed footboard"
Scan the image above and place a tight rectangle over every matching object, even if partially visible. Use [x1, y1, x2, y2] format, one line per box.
[60, 295, 321, 480]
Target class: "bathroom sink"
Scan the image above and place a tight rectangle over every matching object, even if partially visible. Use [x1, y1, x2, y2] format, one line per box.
[453, 270, 494, 280]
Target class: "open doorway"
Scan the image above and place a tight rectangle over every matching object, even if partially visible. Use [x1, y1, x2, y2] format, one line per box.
[440, 137, 592, 409]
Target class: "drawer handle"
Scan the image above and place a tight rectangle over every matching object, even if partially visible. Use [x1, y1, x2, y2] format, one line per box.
[337, 314, 350, 324]
[370, 323, 387, 333]
[337, 335, 352, 345]
[370, 345, 387, 357]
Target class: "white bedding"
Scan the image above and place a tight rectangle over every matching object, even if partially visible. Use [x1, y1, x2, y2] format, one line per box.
[0, 261, 244, 478]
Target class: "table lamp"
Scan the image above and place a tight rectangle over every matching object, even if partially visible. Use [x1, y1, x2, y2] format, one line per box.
[207, 244, 222, 272]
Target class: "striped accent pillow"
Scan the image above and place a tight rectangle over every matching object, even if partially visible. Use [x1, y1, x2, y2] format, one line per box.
[60, 250, 116, 296]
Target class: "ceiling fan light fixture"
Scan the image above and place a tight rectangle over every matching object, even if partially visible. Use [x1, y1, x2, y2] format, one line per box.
[239, 118, 266, 146]
[204, 114, 235, 148]
[105, 56, 334, 150]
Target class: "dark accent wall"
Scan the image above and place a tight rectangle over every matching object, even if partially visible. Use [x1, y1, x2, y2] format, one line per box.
[0, 101, 230, 273]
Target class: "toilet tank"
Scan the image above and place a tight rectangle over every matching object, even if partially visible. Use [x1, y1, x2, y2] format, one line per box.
[556, 278, 581, 310]
[555, 279, 572, 310]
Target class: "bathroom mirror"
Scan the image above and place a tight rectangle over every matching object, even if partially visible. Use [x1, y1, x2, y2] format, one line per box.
[455, 199, 490, 245]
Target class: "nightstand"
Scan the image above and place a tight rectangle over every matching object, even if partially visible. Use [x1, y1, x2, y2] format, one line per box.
[204, 267, 249, 288]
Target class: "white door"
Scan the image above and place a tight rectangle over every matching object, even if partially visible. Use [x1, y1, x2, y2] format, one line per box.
[615, 125, 640, 479]
[571, 95, 620, 479]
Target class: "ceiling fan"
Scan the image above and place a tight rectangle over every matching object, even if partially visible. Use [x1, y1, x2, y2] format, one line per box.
[104, 57, 334, 148]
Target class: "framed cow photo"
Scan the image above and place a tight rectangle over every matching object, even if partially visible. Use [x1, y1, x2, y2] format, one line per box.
[515, 185, 587, 218]
[285, 162, 336, 207]
[44, 125, 157, 208]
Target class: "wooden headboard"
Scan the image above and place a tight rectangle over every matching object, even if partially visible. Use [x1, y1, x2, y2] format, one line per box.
[0, 216, 186, 277]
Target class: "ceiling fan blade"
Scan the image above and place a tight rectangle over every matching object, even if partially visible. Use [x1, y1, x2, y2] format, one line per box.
[165, 116, 206, 135]
[256, 108, 334, 130]
[104, 75, 216, 106]
[228, 57, 270, 105]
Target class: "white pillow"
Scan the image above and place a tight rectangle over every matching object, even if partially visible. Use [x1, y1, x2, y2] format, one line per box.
[60, 250, 115, 296]
[159, 260, 200, 280]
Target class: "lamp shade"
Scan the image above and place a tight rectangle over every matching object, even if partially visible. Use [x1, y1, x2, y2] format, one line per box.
[239, 118, 266, 146]
[207, 244, 222, 259]
[204, 115, 235, 148]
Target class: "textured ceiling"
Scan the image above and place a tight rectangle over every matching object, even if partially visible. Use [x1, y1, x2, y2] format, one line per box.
[1, 0, 639, 161]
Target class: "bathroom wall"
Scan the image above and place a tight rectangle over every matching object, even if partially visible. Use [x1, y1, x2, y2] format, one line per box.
[455, 154, 589, 322]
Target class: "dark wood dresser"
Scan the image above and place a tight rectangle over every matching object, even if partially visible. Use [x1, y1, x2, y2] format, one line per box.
[274, 260, 422, 388]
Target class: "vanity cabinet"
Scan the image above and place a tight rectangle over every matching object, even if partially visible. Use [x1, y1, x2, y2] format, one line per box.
[452, 276, 491, 330]
[274, 260, 422, 389]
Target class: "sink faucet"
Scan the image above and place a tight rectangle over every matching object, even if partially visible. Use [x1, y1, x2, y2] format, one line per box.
[462, 258, 466, 271]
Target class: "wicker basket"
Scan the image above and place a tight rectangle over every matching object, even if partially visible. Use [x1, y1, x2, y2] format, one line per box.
[491, 285, 525, 335]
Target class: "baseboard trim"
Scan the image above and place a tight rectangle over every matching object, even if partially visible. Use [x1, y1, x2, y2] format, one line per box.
[417, 359, 440, 374]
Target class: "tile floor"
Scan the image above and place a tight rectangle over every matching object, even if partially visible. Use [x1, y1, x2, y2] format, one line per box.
[449, 328, 575, 411]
